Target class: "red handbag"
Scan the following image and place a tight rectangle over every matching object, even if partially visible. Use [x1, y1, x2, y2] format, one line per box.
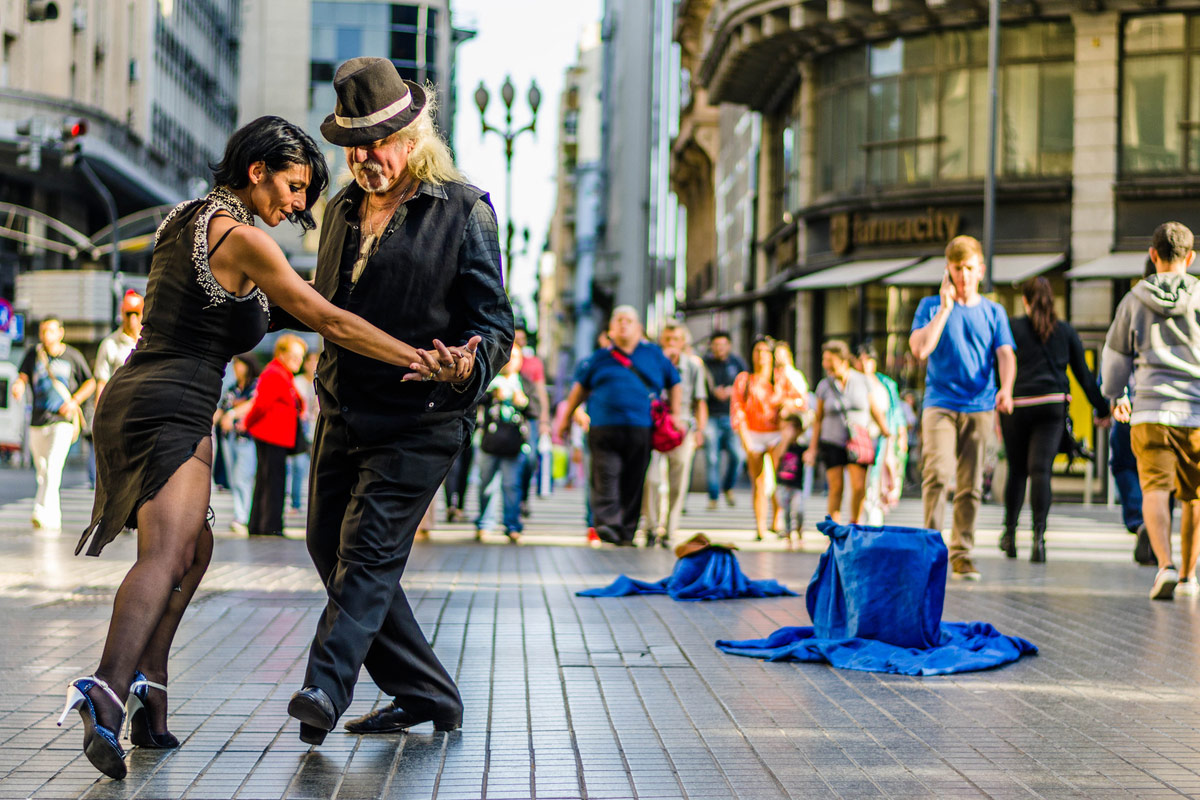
[610, 348, 685, 452]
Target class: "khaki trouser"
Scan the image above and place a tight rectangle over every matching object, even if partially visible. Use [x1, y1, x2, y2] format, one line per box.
[921, 407, 993, 563]
[643, 433, 698, 539]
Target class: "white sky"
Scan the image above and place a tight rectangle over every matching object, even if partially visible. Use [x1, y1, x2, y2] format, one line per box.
[450, 0, 603, 327]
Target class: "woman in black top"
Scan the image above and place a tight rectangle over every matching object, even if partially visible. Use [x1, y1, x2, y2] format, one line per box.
[1000, 277, 1110, 562]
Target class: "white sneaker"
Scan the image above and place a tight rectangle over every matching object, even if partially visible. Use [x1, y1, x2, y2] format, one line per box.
[1177, 578, 1200, 597]
[1150, 566, 1179, 600]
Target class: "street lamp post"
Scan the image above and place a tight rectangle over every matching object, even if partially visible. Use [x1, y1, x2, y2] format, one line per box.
[474, 76, 541, 288]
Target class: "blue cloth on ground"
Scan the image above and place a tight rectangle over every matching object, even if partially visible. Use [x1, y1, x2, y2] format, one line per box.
[714, 519, 1037, 674]
[577, 546, 797, 601]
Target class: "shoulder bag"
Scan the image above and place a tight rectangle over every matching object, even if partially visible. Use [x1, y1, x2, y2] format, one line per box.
[609, 348, 684, 452]
[831, 377, 874, 466]
[480, 399, 528, 457]
[37, 347, 82, 443]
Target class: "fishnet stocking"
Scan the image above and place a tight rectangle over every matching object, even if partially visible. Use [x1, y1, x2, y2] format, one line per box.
[89, 438, 214, 735]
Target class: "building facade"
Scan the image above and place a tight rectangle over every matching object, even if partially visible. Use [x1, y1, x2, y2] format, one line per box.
[0, 0, 241, 341]
[596, 0, 680, 327]
[686, 1, 1200, 397]
[545, 23, 604, 385]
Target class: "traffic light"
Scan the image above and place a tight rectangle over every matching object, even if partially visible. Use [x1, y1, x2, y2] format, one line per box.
[26, 1, 59, 22]
[60, 117, 87, 168]
[15, 118, 41, 172]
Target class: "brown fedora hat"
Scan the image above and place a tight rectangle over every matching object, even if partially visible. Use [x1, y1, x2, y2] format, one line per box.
[320, 57, 426, 147]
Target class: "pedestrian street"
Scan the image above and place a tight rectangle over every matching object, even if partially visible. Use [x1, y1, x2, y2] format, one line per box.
[3, 478, 1200, 799]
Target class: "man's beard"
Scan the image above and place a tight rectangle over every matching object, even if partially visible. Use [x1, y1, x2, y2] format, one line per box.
[351, 161, 393, 194]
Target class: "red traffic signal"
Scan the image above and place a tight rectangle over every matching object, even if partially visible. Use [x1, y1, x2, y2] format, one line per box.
[62, 118, 87, 139]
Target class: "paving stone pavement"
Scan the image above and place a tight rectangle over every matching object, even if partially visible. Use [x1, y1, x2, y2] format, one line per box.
[2, 471, 1200, 799]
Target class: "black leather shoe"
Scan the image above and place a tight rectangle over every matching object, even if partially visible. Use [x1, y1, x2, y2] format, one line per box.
[343, 701, 461, 734]
[288, 686, 336, 745]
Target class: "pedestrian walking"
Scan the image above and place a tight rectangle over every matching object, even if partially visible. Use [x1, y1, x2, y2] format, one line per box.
[91, 291, 144, 489]
[515, 326, 550, 513]
[731, 337, 787, 540]
[61, 114, 440, 781]
[702, 330, 748, 510]
[244, 335, 307, 537]
[282, 61, 512, 744]
[214, 353, 260, 534]
[286, 350, 319, 514]
[474, 343, 530, 543]
[1102, 221, 1200, 600]
[856, 344, 907, 525]
[12, 317, 94, 533]
[1000, 277, 1110, 562]
[557, 306, 681, 546]
[804, 340, 890, 524]
[909, 235, 1015, 581]
[642, 320, 708, 548]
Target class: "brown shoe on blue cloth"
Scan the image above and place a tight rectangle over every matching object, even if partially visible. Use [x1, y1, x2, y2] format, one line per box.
[343, 701, 462, 734]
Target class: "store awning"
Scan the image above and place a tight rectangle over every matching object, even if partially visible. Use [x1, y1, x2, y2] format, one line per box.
[1064, 252, 1146, 280]
[883, 252, 1066, 286]
[784, 257, 924, 291]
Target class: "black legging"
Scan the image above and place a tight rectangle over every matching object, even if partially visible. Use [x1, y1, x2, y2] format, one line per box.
[999, 402, 1065, 534]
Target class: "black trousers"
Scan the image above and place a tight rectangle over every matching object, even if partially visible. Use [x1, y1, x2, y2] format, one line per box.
[303, 413, 468, 719]
[248, 440, 288, 536]
[999, 402, 1065, 534]
[443, 444, 473, 511]
[588, 425, 653, 544]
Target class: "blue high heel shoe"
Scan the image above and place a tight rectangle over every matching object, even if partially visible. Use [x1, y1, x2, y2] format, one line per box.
[57, 675, 127, 780]
[126, 671, 179, 748]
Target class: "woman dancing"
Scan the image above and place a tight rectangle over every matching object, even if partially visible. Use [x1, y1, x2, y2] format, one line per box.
[57, 116, 472, 780]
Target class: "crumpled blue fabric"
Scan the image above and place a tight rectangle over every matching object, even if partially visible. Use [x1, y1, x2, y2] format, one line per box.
[807, 518, 947, 648]
[577, 546, 797, 601]
[715, 621, 1037, 676]
[714, 518, 1037, 674]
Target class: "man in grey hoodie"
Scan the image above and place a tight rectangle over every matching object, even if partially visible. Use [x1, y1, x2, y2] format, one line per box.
[1102, 221, 1200, 600]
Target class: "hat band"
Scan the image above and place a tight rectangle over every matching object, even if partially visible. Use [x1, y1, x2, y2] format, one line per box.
[334, 93, 412, 129]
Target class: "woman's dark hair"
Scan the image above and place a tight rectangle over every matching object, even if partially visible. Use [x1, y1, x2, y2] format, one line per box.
[1022, 276, 1058, 343]
[855, 342, 878, 361]
[210, 116, 329, 230]
[232, 352, 261, 385]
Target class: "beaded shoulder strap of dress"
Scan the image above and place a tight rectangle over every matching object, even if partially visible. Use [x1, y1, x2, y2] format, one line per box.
[190, 187, 266, 311]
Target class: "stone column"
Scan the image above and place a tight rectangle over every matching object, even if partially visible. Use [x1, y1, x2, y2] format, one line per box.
[1070, 11, 1121, 329]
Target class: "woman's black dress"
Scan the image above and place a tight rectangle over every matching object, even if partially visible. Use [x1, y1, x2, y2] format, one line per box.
[78, 187, 269, 556]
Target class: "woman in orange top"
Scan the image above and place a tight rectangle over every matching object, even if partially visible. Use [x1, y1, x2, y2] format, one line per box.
[731, 337, 786, 540]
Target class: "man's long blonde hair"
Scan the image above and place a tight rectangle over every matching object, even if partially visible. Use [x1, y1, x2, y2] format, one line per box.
[393, 84, 463, 185]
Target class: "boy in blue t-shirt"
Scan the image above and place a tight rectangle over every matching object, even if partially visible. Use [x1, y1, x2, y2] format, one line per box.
[909, 235, 1016, 581]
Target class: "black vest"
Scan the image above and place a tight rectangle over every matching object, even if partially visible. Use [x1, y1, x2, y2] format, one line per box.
[313, 180, 489, 434]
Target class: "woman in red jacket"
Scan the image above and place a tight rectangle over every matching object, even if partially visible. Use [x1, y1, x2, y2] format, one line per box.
[244, 335, 307, 536]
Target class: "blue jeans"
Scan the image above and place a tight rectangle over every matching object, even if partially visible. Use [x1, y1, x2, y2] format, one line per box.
[475, 450, 523, 534]
[519, 419, 540, 502]
[222, 432, 257, 525]
[286, 452, 310, 510]
[1110, 422, 1143, 533]
[705, 416, 745, 500]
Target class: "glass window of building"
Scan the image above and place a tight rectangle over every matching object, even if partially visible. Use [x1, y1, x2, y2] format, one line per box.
[1118, 13, 1200, 174]
[815, 22, 1074, 196]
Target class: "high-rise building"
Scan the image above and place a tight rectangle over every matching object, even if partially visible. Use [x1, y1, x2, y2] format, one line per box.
[545, 23, 603, 381]
[306, 0, 469, 161]
[596, 0, 679, 329]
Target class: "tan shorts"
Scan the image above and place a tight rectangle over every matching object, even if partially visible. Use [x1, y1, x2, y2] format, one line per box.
[1131, 423, 1200, 501]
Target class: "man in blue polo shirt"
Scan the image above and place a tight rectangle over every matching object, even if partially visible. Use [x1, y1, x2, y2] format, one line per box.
[910, 235, 1015, 580]
[557, 306, 682, 545]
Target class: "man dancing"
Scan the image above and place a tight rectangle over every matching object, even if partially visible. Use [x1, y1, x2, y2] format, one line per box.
[284, 58, 513, 743]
